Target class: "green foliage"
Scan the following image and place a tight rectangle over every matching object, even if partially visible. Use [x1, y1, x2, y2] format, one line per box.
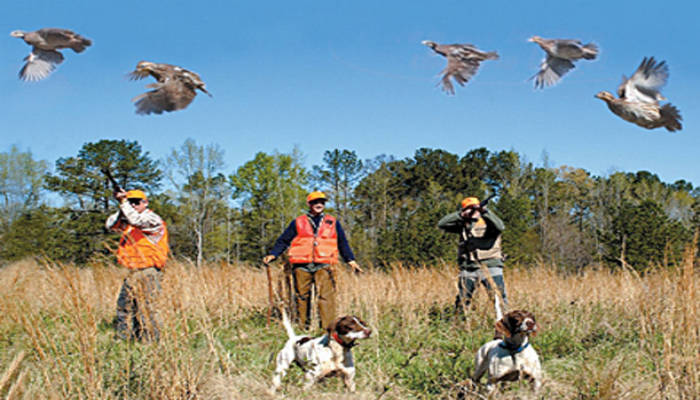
[0, 205, 112, 263]
[312, 149, 363, 229]
[603, 199, 690, 269]
[0, 145, 48, 242]
[230, 149, 308, 260]
[164, 138, 229, 265]
[45, 139, 161, 211]
[2, 141, 699, 270]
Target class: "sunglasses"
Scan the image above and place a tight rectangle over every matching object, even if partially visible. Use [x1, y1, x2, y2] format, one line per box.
[128, 199, 143, 206]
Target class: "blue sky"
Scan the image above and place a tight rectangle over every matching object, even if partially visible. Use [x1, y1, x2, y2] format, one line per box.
[1, 1, 698, 189]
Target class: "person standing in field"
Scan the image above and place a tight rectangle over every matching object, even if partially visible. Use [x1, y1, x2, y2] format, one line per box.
[263, 191, 362, 330]
[438, 196, 507, 311]
[105, 189, 169, 341]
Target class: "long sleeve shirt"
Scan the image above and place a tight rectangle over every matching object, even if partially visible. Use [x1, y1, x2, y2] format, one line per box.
[105, 201, 166, 245]
[438, 210, 505, 270]
[269, 213, 355, 263]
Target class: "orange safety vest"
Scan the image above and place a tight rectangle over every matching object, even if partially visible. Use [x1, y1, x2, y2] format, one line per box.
[288, 215, 338, 264]
[117, 222, 169, 270]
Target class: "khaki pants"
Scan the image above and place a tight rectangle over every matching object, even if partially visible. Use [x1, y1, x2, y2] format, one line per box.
[116, 267, 162, 341]
[293, 266, 336, 330]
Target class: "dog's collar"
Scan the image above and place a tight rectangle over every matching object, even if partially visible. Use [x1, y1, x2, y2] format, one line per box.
[332, 332, 356, 349]
[498, 340, 529, 354]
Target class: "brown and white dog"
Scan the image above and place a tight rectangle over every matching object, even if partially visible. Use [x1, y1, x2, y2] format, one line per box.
[472, 309, 542, 394]
[271, 311, 372, 393]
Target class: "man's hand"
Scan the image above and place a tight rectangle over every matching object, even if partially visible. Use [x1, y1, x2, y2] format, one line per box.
[348, 260, 363, 273]
[114, 189, 127, 202]
[263, 255, 276, 265]
[461, 206, 484, 221]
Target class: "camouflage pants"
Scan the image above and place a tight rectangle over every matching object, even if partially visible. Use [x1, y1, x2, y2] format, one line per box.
[116, 267, 162, 341]
[293, 266, 337, 330]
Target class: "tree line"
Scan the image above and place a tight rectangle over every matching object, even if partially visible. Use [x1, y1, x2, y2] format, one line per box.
[1, 139, 697, 271]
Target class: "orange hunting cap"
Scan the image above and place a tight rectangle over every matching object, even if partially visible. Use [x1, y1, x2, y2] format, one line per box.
[461, 197, 480, 210]
[126, 190, 147, 200]
[307, 191, 328, 203]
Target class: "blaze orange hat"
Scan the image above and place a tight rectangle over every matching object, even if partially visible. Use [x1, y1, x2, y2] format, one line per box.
[307, 191, 328, 203]
[126, 190, 147, 200]
[461, 197, 479, 210]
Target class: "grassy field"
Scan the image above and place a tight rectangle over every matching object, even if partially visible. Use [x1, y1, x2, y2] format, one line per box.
[0, 254, 698, 399]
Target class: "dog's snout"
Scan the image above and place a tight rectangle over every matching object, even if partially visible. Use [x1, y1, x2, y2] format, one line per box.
[364, 328, 372, 337]
[525, 319, 536, 331]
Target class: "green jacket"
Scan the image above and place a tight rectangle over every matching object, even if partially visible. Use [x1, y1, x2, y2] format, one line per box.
[438, 210, 505, 270]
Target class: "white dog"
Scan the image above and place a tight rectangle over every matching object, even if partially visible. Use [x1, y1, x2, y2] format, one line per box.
[472, 309, 542, 394]
[271, 311, 372, 393]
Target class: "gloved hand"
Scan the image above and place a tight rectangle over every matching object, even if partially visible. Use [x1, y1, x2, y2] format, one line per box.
[263, 255, 276, 265]
[347, 260, 363, 273]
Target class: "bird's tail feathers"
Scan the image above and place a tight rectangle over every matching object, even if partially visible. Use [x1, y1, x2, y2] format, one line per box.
[71, 35, 92, 53]
[661, 103, 683, 132]
[583, 43, 599, 59]
[484, 51, 499, 60]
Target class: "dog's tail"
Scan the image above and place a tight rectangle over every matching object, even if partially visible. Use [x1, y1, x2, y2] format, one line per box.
[281, 308, 296, 339]
[494, 295, 503, 321]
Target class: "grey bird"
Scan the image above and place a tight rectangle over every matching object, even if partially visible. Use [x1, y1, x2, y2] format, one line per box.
[128, 61, 211, 115]
[595, 57, 682, 132]
[422, 40, 499, 94]
[528, 35, 598, 89]
[10, 28, 92, 81]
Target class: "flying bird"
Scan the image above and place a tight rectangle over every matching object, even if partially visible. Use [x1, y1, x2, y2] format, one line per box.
[595, 57, 682, 132]
[10, 28, 92, 82]
[422, 41, 499, 94]
[528, 36, 598, 89]
[128, 61, 211, 115]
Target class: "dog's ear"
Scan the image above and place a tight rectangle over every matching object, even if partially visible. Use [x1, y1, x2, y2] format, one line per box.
[530, 319, 540, 338]
[326, 317, 343, 335]
[495, 318, 511, 338]
[521, 310, 539, 337]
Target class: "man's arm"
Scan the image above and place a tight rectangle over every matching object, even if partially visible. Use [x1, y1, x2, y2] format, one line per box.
[437, 211, 465, 233]
[118, 202, 163, 234]
[335, 220, 355, 262]
[482, 210, 505, 234]
[105, 210, 125, 231]
[269, 220, 298, 258]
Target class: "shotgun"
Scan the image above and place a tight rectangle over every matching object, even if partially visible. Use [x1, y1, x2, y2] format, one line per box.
[101, 168, 123, 192]
[479, 193, 497, 208]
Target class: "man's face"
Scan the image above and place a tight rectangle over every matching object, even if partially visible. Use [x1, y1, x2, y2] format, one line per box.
[128, 198, 148, 214]
[309, 199, 326, 215]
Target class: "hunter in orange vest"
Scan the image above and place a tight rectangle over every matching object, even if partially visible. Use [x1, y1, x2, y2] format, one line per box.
[263, 191, 362, 329]
[106, 189, 169, 341]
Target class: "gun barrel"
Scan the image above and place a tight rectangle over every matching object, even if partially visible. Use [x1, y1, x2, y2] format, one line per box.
[480, 193, 497, 207]
[101, 168, 122, 192]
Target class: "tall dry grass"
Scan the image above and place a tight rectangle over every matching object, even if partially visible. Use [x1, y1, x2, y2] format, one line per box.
[0, 254, 698, 399]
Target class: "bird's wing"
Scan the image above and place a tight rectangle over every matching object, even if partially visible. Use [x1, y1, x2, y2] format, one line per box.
[133, 79, 196, 115]
[169, 81, 198, 110]
[19, 49, 64, 81]
[531, 55, 575, 89]
[437, 56, 480, 94]
[452, 45, 498, 61]
[180, 71, 212, 96]
[133, 85, 170, 115]
[551, 40, 586, 59]
[622, 57, 668, 103]
[34, 28, 75, 48]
